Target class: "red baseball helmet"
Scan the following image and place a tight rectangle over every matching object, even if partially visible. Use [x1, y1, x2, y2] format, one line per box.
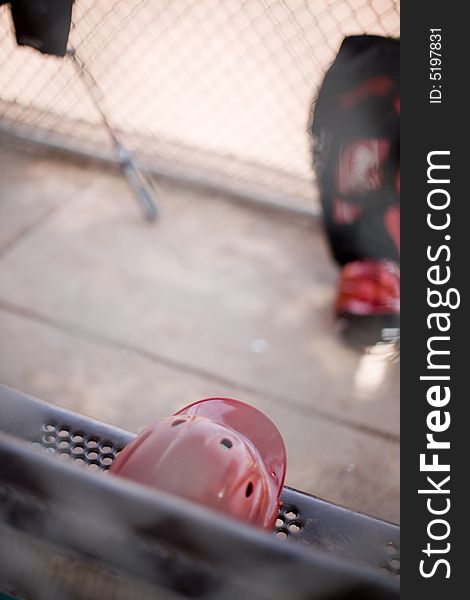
[109, 398, 286, 529]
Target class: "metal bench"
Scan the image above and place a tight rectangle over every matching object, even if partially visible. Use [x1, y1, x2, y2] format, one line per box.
[0, 385, 399, 599]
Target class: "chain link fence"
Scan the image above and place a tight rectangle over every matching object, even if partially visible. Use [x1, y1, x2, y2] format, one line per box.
[0, 0, 399, 210]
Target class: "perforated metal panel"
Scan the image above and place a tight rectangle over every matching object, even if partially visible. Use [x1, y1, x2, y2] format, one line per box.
[32, 422, 121, 472]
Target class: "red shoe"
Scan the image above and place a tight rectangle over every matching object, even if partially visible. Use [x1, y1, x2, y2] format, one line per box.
[336, 259, 400, 347]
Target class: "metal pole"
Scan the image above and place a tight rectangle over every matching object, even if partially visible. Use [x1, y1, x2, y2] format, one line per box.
[67, 47, 158, 221]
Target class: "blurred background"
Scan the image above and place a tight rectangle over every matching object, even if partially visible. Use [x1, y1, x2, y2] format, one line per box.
[0, 0, 399, 522]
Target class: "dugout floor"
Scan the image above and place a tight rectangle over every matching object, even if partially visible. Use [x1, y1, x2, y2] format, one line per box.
[0, 142, 399, 522]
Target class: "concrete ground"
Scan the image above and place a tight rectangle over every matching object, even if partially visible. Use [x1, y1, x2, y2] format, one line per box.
[0, 142, 399, 523]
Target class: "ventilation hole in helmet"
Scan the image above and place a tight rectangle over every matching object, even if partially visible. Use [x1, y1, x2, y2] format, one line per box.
[172, 419, 186, 427]
[220, 438, 233, 449]
[245, 482, 253, 497]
